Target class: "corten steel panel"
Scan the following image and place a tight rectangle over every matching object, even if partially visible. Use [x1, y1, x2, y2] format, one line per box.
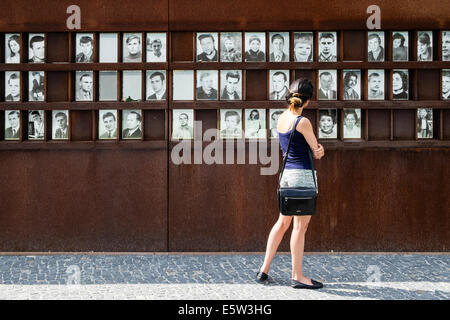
[169, 148, 450, 252]
[393, 109, 415, 140]
[0, 149, 168, 251]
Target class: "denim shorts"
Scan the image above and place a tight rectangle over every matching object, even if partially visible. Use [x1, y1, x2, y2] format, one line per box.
[280, 169, 318, 192]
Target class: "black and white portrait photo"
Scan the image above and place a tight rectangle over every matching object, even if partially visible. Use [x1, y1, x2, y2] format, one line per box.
[52, 110, 69, 140]
[245, 32, 266, 62]
[220, 70, 242, 100]
[146, 70, 167, 100]
[392, 31, 409, 61]
[122, 70, 142, 101]
[318, 109, 337, 139]
[28, 71, 44, 102]
[99, 33, 118, 63]
[172, 109, 194, 140]
[122, 110, 142, 139]
[4, 110, 20, 140]
[442, 69, 450, 100]
[76, 33, 94, 63]
[5, 33, 21, 63]
[172, 70, 194, 100]
[196, 70, 218, 100]
[245, 109, 266, 139]
[99, 110, 118, 140]
[318, 70, 337, 100]
[343, 109, 361, 139]
[196, 33, 218, 62]
[123, 33, 142, 63]
[146, 33, 166, 62]
[28, 33, 45, 63]
[28, 110, 45, 140]
[5, 72, 21, 102]
[318, 32, 337, 62]
[269, 109, 284, 138]
[417, 31, 433, 61]
[417, 108, 433, 139]
[75, 71, 94, 101]
[269, 70, 289, 100]
[343, 70, 361, 100]
[392, 69, 409, 100]
[367, 70, 385, 100]
[269, 32, 289, 62]
[220, 109, 242, 139]
[293, 32, 313, 62]
[367, 31, 385, 62]
[220, 32, 242, 62]
[442, 31, 450, 62]
[99, 71, 117, 101]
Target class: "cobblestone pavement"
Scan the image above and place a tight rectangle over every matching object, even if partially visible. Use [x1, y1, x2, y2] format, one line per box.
[0, 253, 448, 300]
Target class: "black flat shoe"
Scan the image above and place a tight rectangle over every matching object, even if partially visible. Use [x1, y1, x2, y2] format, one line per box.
[291, 279, 323, 289]
[256, 271, 269, 283]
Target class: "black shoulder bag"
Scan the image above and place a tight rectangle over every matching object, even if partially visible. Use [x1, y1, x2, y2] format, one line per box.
[277, 116, 318, 216]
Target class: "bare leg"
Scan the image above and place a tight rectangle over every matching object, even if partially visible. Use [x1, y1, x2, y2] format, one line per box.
[290, 215, 312, 284]
[260, 214, 293, 274]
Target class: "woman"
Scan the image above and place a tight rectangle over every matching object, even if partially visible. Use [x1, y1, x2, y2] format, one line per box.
[6, 34, 20, 64]
[343, 109, 361, 139]
[246, 109, 262, 138]
[417, 109, 433, 138]
[417, 32, 432, 61]
[257, 79, 325, 289]
[319, 110, 337, 139]
[392, 32, 408, 61]
[392, 70, 408, 100]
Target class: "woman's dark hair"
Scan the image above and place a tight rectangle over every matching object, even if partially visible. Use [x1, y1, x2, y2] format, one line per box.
[8, 34, 20, 57]
[286, 78, 313, 111]
[319, 110, 337, 124]
[392, 33, 406, 47]
[393, 70, 408, 91]
[344, 109, 359, 123]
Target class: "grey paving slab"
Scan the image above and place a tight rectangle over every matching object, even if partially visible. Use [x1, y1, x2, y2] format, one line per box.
[0, 253, 448, 300]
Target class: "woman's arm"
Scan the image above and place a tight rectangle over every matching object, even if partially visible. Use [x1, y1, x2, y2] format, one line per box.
[297, 117, 325, 159]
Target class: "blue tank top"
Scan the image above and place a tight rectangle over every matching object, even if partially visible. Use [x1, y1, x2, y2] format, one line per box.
[278, 116, 312, 170]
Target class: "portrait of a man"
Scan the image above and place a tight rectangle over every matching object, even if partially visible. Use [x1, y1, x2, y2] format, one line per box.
[269, 70, 289, 100]
[123, 34, 142, 63]
[318, 70, 337, 100]
[76, 34, 94, 63]
[5, 110, 20, 140]
[367, 70, 385, 100]
[293, 32, 313, 62]
[245, 33, 265, 62]
[417, 108, 433, 139]
[146, 33, 166, 62]
[99, 110, 117, 139]
[146, 71, 167, 100]
[122, 110, 142, 139]
[220, 109, 242, 139]
[196, 33, 218, 62]
[196, 70, 218, 100]
[5, 72, 20, 102]
[343, 70, 361, 100]
[220, 32, 242, 62]
[76, 71, 94, 101]
[442, 31, 450, 61]
[318, 32, 337, 62]
[28, 110, 45, 140]
[368, 32, 385, 62]
[442, 70, 450, 100]
[28, 34, 45, 63]
[269, 32, 289, 62]
[172, 109, 194, 140]
[28, 71, 44, 102]
[52, 110, 69, 140]
[220, 70, 242, 100]
[269, 109, 284, 138]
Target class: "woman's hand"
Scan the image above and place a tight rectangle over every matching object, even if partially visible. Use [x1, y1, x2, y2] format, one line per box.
[313, 144, 324, 159]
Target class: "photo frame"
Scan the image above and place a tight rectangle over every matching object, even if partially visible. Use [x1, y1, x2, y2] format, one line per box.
[318, 109, 338, 139]
[244, 32, 266, 62]
[318, 31, 337, 62]
[75, 71, 94, 101]
[28, 110, 45, 140]
[417, 31, 433, 61]
[245, 109, 266, 139]
[5, 33, 21, 64]
[342, 70, 361, 100]
[28, 33, 45, 63]
[146, 32, 167, 62]
[417, 108, 433, 139]
[28, 71, 45, 102]
[4, 110, 21, 140]
[5, 71, 21, 102]
[442, 69, 450, 100]
[196, 32, 219, 62]
[220, 32, 242, 62]
[99, 33, 118, 63]
[171, 109, 194, 140]
[269, 109, 284, 138]
[293, 32, 313, 62]
[318, 70, 337, 100]
[220, 109, 242, 139]
[220, 70, 242, 100]
[392, 31, 409, 61]
[392, 69, 409, 100]
[442, 31, 450, 61]
[269, 32, 289, 62]
[269, 70, 289, 100]
[367, 69, 385, 100]
[123, 33, 142, 63]
[146, 70, 167, 100]
[196, 70, 218, 100]
[367, 31, 385, 62]
[52, 110, 69, 140]
[343, 108, 362, 139]
[99, 71, 118, 101]
[75, 33, 94, 63]
[122, 110, 143, 139]
[99, 110, 118, 140]
[122, 70, 142, 102]
[172, 70, 194, 100]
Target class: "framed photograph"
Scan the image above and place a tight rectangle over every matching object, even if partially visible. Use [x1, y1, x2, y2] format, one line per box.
[343, 70, 361, 100]
[417, 31, 433, 61]
[99, 110, 118, 140]
[173, 70, 194, 100]
[146, 70, 167, 100]
[245, 109, 266, 139]
[75, 71, 94, 101]
[4, 110, 21, 140]
[269, 70, 289, 100]
[122, 110, 142, 139]
[146, 32, 166, 62]
[367, 69, 385, 100]
[5, 71, 21, 102]
[220, 70, 242, 100]
[244, 32, 266, 62]
[196, 70, 218, 100]
[318, 70, 337, 100]
[122, 70, 142, 102]
[172, 109, 194, 140]
[318, 109, 338, 139]
[367, 31, 385, 62]
[99, 71, 118, 101]
[220, 109, 242, 139]
[28, 110, 45, 140]
[269, 109, 284, 138]
[293, 32, 313, 62]
[392, 31, 409, 61]
[52, 110, 69, 140]
[269, 32, 289, 62]
[123, 33, 142, 63]
[392, 69, 409, 100]
[442, 69, 450, 100]
[417, 108, 433, 139]
[343, 109, 361, 139]
[5, 33, 21, 63]
[220, 32, 242, 62]
[75, 33, 94, 63]
[28, 33, 45, 63]
[442, 31, 450, 61]
[99, 33, 118, 63]
[318, 32, 337, 62]
[28, 71, 45, 102]
[196, 32, 219, 62]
